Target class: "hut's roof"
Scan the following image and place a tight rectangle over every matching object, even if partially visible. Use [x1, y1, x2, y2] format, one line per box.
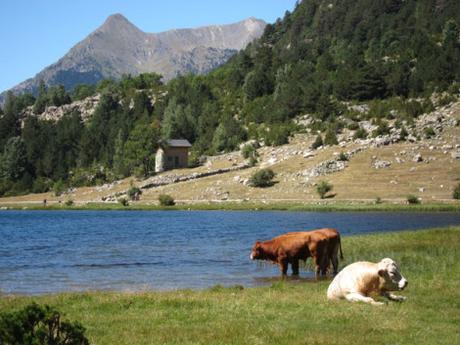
[166, 139, 192, 148]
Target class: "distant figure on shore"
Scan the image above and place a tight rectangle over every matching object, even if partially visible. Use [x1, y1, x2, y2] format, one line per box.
[43, 199, 47, 207]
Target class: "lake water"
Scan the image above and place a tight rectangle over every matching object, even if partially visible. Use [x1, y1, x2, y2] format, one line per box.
[1, 210, 459, 295]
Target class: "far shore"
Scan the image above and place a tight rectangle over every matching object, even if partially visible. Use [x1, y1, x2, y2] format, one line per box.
[1, 199, 459, 212]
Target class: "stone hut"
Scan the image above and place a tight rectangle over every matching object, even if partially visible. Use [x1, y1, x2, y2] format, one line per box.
[155, 139, 192, 173]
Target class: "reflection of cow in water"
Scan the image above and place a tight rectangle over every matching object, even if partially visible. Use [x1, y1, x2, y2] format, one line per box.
[250, 228, 343, 277]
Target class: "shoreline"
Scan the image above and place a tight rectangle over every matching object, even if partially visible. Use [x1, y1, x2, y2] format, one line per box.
[1, 200, 459, 212]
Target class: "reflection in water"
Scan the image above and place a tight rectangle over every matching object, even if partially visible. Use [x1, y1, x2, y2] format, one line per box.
[1, 210, 459, 294]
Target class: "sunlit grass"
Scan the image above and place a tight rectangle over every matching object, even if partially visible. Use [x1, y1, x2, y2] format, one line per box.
[1, 227, 459, 344]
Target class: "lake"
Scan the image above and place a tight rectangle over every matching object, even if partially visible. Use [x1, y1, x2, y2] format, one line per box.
[1, 210, 459, 295]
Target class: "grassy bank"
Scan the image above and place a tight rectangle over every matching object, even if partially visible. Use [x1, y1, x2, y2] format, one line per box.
[1, 200, 460, 212]
[1, 227, 459, 345]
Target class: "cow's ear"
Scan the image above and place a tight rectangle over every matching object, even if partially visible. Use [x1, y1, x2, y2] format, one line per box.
[378, 269, 386, 277]
[256, 241, 261, 245]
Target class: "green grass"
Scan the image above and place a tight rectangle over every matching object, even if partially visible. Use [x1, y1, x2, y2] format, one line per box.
[1, 227, 459, 344]
[1, 201, 460, 212]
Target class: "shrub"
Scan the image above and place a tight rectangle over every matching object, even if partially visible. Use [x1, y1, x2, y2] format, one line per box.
[311, 135, 323, 149]
[407, 195, 420, 204]
[372, 121, 390, 137]
[241, 143, 256, 159]
[353, 128, 368, 140]
[188, 151, 202, 168]
[453, 184, 460, 200]
[316, 181, 333, 199]
[159, 194, 175, 206]
[347, 122, 360, 130]
[127, 185, 142, 201]
[437, 94, 456, 107]
[64, 199, 74, 207]
[375, 196, 382, 204]
[337, 152, 349, 161]
[118, 197, 129, 207]
[249, 168, 276, 188]
[423, 127, 435, 139]
[264, 124, 291, 146]
[324, 129, 339, 146]
[0, 303, 89, 345]
[399, 126, 408, 140]
[53, 180, 67, 197]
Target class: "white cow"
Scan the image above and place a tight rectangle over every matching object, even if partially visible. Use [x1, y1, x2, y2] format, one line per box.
[327, 258, 408, 306]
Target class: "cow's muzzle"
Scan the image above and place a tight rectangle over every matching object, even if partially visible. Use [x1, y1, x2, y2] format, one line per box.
[399, 279, 408, 290]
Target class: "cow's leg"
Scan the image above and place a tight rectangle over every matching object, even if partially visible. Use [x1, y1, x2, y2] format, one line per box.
[313, 256, 323, 277]
[321, 253, 330, 276]
[331, 245, 339, 275]
[278, 258, 288, 276]
[382, 291, 407, 302]
[315, 254, 328, 277]
[345, 292, 384, 306]
[291, 259, 299, 276]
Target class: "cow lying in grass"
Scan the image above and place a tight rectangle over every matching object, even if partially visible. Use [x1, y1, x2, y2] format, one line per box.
[250, 228, 343, 276]
[327, 258, 408, 306]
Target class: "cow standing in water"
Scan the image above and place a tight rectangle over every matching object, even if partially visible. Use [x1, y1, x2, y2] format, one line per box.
[250, 228, 343, 277]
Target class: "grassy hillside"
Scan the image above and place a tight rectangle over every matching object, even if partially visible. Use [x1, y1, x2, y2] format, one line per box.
[1, 100, 458, 208]
[1, 227, 459, 344]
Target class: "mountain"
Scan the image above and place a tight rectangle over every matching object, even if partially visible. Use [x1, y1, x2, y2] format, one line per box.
[0, 14, 266, 102]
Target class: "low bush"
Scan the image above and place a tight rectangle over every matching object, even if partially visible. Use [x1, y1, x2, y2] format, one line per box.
[264, 124, 291, 146]
[159, 194, 175, 206]
[453, 183, 460, 200]
[316, 181, 333, 199]
[127, 185, 142, 201]
[64, 199, 74, 207]
[423, 127, 435, 138]
[353, 127, 368, 140]
[372, 120, 391, 137]
[53, 180, 67, 197]
[242, 144, 259, 166]
[324, 129, 338, 146]
[0, 303, 89, 345]
[347, 122, 360, 130]
[407, 195, 420, 204]
[249, 169, 275, 188]
[311, 135, 323, 149]
[118, 197, 129, 207]
[399, 127, 408, 140]
[337, 152, 349, 161]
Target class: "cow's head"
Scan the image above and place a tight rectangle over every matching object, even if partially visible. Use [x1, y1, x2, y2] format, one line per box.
[378, 258, 408, 291]
[250, 241, 264, 260]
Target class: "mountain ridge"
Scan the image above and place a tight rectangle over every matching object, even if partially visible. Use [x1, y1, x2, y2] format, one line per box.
[0, 14, 266, 103]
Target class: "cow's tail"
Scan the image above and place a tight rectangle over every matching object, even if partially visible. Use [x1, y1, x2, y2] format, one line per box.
[339, 235, 344, 260]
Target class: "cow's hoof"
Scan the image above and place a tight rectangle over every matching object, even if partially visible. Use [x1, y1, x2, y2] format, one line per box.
[372, 301, 385, 306]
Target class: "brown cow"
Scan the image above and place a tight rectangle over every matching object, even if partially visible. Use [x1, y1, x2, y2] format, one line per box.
[250, 228, 343, 276]
[292, 228, 343, 275]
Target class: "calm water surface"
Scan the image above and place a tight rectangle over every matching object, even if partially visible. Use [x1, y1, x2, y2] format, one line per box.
[1, 210, 459, 294]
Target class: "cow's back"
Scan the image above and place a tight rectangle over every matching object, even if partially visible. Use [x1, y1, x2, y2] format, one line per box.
[273, 232, 313, 260]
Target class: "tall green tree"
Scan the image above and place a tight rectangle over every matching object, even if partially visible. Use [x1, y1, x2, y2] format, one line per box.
[124, 119, 161, 177]
[0, 137, 27, 181]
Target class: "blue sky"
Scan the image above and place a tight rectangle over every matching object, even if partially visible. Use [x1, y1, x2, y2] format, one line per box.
[0, 0, 298, 92]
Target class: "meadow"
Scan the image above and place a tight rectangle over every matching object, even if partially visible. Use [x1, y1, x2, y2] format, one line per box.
[1, 227, 459, 345]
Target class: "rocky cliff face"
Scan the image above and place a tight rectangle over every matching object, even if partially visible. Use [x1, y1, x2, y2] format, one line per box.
[1, 14, 266, 103]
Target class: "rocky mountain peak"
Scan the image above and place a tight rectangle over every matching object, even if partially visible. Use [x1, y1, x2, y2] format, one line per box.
[0, 15, 266, 104]
[96, 13, 144, 35]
